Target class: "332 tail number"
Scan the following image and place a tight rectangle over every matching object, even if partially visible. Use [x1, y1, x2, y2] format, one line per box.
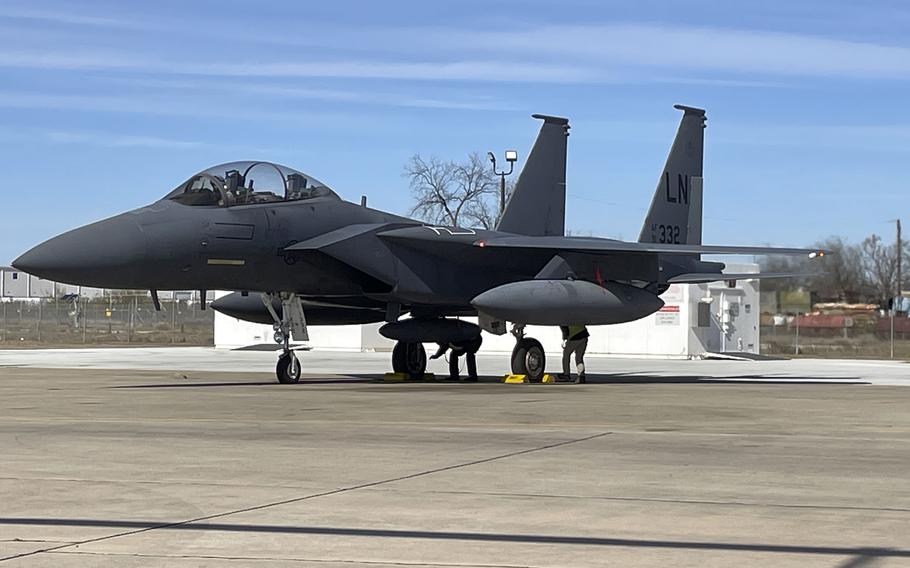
[651, 223, 681, 244]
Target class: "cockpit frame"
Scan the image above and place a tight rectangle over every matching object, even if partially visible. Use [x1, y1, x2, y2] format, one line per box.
[166, 161, 339, 208]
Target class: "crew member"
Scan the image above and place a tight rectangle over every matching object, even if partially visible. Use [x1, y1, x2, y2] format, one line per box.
[559, 325, 589, 383]
[430, 334, 482, 382]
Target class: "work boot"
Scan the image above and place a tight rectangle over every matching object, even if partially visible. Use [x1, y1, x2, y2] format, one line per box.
[556, 373, 573, 382]
[575, 373, 586, 384]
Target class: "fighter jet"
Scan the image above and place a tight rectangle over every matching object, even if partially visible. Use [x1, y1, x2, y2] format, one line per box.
[13, 105, 823, 383]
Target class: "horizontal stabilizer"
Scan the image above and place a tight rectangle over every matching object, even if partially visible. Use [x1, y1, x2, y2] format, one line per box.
[475, 235, 826, 257]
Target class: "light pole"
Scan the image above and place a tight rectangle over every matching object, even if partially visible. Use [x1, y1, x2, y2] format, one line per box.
[895, 219, 902, 305]
[488, 150, 518, 220]
[891, 219, 902, 359]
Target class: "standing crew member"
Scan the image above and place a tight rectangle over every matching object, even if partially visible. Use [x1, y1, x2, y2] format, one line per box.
[559, 325, 589, 383]
[430, 334, 482, 382]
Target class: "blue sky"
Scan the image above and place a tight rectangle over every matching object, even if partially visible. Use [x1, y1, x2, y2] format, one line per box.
[1, 0, 909, 264]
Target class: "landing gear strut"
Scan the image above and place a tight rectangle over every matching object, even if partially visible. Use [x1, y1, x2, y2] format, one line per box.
[391, 341, 427, 379]
[263, 292, 308, 384]
[510, 324, 546, 382]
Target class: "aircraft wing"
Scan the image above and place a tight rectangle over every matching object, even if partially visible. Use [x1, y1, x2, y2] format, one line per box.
[667, 272, 814, 284]
[475, 236, 825, 257]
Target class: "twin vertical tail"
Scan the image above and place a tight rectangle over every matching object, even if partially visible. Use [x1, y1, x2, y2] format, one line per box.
[495, 114, 570, 237]
[497, 107, 704, 246]
[638, 105, 706, 247]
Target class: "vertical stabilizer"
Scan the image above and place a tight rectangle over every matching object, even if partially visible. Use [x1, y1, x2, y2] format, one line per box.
[638, 105, 706, 245]
[496, 114, 569, 236]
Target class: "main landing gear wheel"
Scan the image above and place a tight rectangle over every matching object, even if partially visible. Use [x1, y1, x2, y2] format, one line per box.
[511, 338, 546, 383]
[276, 352, 302, 384]
[392, 341, 427, 379]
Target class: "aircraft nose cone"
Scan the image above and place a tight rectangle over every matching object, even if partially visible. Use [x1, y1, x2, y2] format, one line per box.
[12, 215, 148, 287]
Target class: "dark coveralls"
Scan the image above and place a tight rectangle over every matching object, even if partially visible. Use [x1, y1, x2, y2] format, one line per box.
[560, 325, 589, 383]
[430, 334, 483, 382]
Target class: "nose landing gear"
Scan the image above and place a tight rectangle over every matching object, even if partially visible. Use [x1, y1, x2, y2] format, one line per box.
[510, 324, 546, 382]
[262, 292, 308, 384]
[276, 351, 302, 384]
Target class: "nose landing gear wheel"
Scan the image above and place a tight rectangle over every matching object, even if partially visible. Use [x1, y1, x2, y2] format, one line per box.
[276, 352, 302, 384]
[392, 341, 427, 379]
[511, 338, 546, 383]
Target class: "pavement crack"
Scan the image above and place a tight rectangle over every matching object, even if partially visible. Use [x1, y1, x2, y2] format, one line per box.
[1, 539, 74, 544]
[368, 489, 910, 514]
[51, 550, 534, 567]
[0, 431, 611, 563]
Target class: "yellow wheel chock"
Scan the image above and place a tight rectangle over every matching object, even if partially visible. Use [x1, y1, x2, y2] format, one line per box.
[502, 374, 555, 384]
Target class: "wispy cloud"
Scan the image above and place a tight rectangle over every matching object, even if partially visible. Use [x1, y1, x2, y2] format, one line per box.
[120, 78, 517, 111]
[0, 7, 155, 30]
[0, 49, 595, 83]
[45, 130, 204, 150]
[0, 90, 354, 124]
[714, 123, 910, 153]
[0, 51, 155, 71]
[419, 23, 910, 80]
[3, 5, 910, 84]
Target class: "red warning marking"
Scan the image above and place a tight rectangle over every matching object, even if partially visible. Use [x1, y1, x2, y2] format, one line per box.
[659, 305, 680, 312]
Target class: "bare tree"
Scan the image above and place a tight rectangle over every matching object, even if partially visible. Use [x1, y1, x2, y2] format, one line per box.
[759, 236, 868, 302]
[404, 152, 511, 229]
[812, 236, 868, 302]
[862, 234, 898, 304]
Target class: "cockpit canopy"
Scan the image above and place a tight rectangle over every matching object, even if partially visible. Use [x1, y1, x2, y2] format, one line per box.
[166, 161, 339, 207]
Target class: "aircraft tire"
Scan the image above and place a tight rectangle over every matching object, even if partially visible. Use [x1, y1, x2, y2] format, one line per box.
[511, 338, 546, 383]
[392, 341, 407, 373]
[276, 353, 302, 384]
[392, 341, 426, 379]
[405, 342, 427, 379]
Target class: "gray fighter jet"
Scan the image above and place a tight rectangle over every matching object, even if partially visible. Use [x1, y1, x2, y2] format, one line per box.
[13, 105, 822, 383]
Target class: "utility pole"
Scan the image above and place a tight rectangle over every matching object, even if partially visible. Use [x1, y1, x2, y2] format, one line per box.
[897, 219, 902, 303]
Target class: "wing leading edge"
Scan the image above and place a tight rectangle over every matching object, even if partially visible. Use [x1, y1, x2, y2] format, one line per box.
[667, 272, 816, 284]
[475, 235, 826, 258]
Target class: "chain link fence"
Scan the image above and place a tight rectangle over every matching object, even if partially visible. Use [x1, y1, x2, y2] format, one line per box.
[761, 314, 910, 359]
[0, 295, 213, 347]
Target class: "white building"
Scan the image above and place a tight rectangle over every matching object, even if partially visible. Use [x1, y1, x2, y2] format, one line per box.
[0, 267, 215, 303]
[1, 266, 102, 300]
[215, 264, 760, 358]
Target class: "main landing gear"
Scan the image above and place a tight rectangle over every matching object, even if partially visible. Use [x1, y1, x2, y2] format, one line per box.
[263, 292, 308, 384]
[391, 341, 427, 379]
[510, 324, 546, 382]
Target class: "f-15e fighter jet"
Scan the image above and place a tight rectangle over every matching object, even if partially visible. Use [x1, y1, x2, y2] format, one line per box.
[13, 105, 822, 383]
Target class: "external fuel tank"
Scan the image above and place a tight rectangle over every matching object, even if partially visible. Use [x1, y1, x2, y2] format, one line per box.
[471, 280, 663, 326]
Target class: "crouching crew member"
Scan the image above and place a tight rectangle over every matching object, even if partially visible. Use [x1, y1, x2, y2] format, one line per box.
[430, 334, 483, 382]
[559, 325, 589, 383]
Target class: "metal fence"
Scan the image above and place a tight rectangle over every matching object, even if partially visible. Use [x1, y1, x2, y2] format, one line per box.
[0, 295, 213, 347]
[761, 315, 910, 359]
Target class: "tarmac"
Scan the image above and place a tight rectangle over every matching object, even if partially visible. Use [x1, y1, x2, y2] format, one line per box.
[1, 348, 909, 567]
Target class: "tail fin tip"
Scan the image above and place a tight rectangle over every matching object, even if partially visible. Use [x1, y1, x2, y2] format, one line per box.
[673, 104, 706, 116]
[531, 113, 570, 125]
